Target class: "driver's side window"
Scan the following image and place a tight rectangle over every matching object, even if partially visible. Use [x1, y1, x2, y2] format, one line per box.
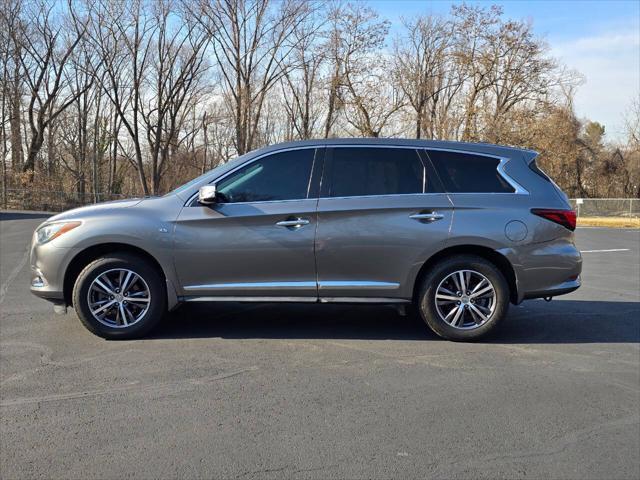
[216, 149, 316, 203]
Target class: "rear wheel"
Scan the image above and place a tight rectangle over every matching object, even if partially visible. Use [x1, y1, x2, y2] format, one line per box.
[72, 253, 166, 339]
[417, 255, 509, 341]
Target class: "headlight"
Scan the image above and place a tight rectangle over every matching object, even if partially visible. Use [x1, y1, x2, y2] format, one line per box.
[36, 221, 82, 244]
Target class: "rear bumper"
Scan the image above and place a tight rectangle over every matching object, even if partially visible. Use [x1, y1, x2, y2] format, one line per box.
[507, 237, 582, 303]
[522, 277, 581, 300]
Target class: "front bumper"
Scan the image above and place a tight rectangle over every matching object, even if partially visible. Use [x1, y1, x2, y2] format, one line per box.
[29, 236, 79, 306]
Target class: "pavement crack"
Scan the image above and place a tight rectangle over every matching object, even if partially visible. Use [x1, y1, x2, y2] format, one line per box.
[0, 365, 259, 407]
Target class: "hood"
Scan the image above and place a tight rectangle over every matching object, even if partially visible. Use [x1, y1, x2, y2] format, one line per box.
[45, 198, 145, 223]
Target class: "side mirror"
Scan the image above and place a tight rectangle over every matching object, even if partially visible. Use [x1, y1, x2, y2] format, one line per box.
[198, 185, 218, 205]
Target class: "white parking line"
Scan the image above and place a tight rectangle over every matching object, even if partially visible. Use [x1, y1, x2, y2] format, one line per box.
[580, 249, 631, 253]
[0, 243, 30, 305]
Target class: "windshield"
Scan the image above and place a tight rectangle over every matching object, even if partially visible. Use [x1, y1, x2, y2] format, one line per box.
[164, 148, 275, 198]
[166, 170, 214, 197]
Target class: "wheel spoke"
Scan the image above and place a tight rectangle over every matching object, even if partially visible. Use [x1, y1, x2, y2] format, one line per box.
[436, 293, 459, 302]
[92, 299, 116, 315]
[469, 304, 488, 322]
[451, 274, 461, 292]
[120, 271, 131, 292]
[475, 303, 492, 314]
[444, 305, 459, 321]
[126, 297, 149, 303]
[451, 306, 464, 327]
[118, 303, 129, 326]
[470, 284, 494, 299]
[471, 278, 487, 294]
[458, 271, 467, 292]
[93, 278, 114, 296]
[439, 286, 456, 296]
[101, 274, 116, 291]
[90, 299, 110, 307]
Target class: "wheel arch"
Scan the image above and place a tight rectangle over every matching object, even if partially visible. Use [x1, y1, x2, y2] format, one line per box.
[63, 243, 177, 308]
[412, 245, 519, 304]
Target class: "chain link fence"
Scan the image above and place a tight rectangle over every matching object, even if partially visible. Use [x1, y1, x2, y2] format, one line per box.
[2, 189, 127, 212]
[569, 198, 639, 218]
[1, 189, 639, 218]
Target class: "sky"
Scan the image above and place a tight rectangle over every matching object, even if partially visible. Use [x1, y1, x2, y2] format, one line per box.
[371, 0, 640, 142]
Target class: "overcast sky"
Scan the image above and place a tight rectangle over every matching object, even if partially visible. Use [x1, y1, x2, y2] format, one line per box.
[372, 0, 640, 142]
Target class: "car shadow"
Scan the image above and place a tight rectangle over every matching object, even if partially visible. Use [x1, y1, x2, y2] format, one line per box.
[0, 211, 52, 221]
[149, 299, 640, 344]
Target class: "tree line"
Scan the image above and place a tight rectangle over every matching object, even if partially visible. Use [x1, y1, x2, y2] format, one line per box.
[1, 0, 638, 208]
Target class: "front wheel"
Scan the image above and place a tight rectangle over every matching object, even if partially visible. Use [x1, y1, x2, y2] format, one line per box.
[72, 253, 166, 339]
[417, 255, 509, 341]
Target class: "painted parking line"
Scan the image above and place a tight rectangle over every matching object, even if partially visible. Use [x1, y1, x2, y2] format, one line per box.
[580, 249, 631, 253]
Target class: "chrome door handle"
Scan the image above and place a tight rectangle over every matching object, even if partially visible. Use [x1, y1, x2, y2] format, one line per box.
[276, 218, 310, 228]
[410, 212, 444, 222]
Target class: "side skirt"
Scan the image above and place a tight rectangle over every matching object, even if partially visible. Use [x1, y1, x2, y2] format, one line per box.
[179, 296, 411, 304]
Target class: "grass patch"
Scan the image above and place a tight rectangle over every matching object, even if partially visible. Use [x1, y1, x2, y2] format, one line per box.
[577, 216, 640, 228]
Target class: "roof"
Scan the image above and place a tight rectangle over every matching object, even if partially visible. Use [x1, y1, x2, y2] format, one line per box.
[248, 137, 538, 162]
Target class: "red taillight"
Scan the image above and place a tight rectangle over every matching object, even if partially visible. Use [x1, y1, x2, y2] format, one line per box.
[531, 208, 576, 231]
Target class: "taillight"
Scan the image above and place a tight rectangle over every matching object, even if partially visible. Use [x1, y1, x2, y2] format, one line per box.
[531, 208, 576, 231]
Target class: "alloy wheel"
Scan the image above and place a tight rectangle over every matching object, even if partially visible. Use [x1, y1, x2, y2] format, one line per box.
[434, 269, 496, 329]
[87, 268, 151, 328]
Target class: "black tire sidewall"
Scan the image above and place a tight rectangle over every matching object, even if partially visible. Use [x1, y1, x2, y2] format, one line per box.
[419, 255, 509, 341]
[72, 254, 166, 339]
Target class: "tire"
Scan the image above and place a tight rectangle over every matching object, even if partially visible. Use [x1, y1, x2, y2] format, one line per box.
[417, 255, 509, 341]
[72, 253, 166, 339]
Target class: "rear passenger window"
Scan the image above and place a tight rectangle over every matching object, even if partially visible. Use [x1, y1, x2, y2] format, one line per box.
[426, 150, 515, 193]
[329, 148, 427, 198]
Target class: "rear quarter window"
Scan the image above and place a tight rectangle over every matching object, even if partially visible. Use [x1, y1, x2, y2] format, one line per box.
[425, 150, 515, 193]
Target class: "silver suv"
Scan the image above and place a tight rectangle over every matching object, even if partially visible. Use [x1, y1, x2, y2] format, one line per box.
[30, 139, 582, 341]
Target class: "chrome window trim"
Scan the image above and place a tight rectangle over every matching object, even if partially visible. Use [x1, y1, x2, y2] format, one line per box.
[185, 145, 319, 206]
[317, 192, 450, 202]
[184, 281, 316, 291]
[318, 281, 399, 289]
[182, 296, 317, 303]
[184, 143, 528, 206]
[319, 297, 410, 304]
[183, 280, 400, 291]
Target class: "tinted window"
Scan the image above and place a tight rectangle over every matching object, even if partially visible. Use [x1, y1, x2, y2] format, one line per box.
[329, 148, 425, 198]
[216, 149, 315, 203]
[426, 150, 515, 193]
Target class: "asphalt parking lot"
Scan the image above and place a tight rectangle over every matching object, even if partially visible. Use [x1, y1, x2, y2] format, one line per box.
[1, 211, 638, 479]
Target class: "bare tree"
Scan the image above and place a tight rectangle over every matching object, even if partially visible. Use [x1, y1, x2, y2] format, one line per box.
[451, 3, 502, 141]
[139, 1, 210, 194]
[17, 1, 89, 177]
[197, 0, 314, 154]
[279, 12, 326, 139]
[86, 0, 156, 195]
[323, 3, 401, 138]
[1, 0, 24, 173]
[394, 15, 460, 139]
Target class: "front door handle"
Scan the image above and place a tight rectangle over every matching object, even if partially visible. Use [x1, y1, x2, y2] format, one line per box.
[276, 218, 310, 228]
[410, 212, 444, 222]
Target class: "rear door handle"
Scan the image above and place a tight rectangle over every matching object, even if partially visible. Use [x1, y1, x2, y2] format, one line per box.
[410, 212, 444, 222]
[276, 218, 310, 228]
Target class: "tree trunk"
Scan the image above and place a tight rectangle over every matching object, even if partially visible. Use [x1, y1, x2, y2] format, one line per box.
[10, 70, 22, 169]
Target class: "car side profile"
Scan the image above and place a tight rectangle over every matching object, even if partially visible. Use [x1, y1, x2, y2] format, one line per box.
[30, 138, 582, 341]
